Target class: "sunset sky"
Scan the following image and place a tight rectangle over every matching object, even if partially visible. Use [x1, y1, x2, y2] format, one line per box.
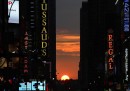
[56, 0, 84, 80]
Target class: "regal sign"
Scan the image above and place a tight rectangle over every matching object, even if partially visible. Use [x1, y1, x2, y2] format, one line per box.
[107, 29, 114, 73]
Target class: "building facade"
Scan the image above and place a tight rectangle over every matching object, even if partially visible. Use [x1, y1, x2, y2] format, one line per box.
[79, 0, 124, 91]
[0, 0, 56, 90]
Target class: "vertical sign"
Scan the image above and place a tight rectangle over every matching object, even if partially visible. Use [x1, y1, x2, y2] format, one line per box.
[124, 0, 129, 32]
[23, 57, 29, 74]
[23, 32, 29, 77]
[107, 29, 114, 74]
[24, 32, 28, 50]
[41, 0, 48, 57]
[125, 48, 128, 81]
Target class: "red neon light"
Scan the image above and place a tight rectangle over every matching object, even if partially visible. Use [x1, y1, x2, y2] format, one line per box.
[108, 33, 114, 70]
[108, 35, 113, 41]
[46, 84, 49, 91]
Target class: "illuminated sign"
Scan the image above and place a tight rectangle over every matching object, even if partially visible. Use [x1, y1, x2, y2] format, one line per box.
[32, 81, 46, 90]
[125, 48, 128, 81]
[41, 0, 48, 56]
[107, 29, 114, 71]
[19, 82, 31, 90]
[24, 57, 28, 74]
[23, 32, 29, 75]
[19, 81, 46, 91]
[8, 0, 19, 23]
[24, 32, 28, 49]
[24, 31, 32, 50]
[124, 0, 129, 32]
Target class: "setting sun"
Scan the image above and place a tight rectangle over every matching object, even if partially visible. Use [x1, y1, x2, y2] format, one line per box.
[61, 75, 70, 80]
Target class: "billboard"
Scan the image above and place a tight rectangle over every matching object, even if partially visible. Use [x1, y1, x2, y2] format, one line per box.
[8, 0, 19, 23]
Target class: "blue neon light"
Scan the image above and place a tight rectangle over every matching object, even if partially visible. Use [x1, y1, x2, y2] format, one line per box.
[124, 0, 129, 32]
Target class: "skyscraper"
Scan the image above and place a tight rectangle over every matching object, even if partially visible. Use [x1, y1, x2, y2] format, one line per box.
[20, 0, 56, 81]
[79, 0, 123, 91]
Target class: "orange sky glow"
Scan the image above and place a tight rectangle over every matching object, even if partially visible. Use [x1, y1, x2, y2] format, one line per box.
[56, 33, 80, 80]
[56, 0, 82, 80]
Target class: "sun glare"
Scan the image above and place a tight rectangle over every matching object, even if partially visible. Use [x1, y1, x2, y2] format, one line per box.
[61, 75, 70, 80]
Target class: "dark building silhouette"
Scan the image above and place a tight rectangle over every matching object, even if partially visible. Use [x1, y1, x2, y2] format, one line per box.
[79, 0, 125, 91]
[20, 0, 56, 80]
[56, 80, 80, 91]
[20, 1, 56, 90]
